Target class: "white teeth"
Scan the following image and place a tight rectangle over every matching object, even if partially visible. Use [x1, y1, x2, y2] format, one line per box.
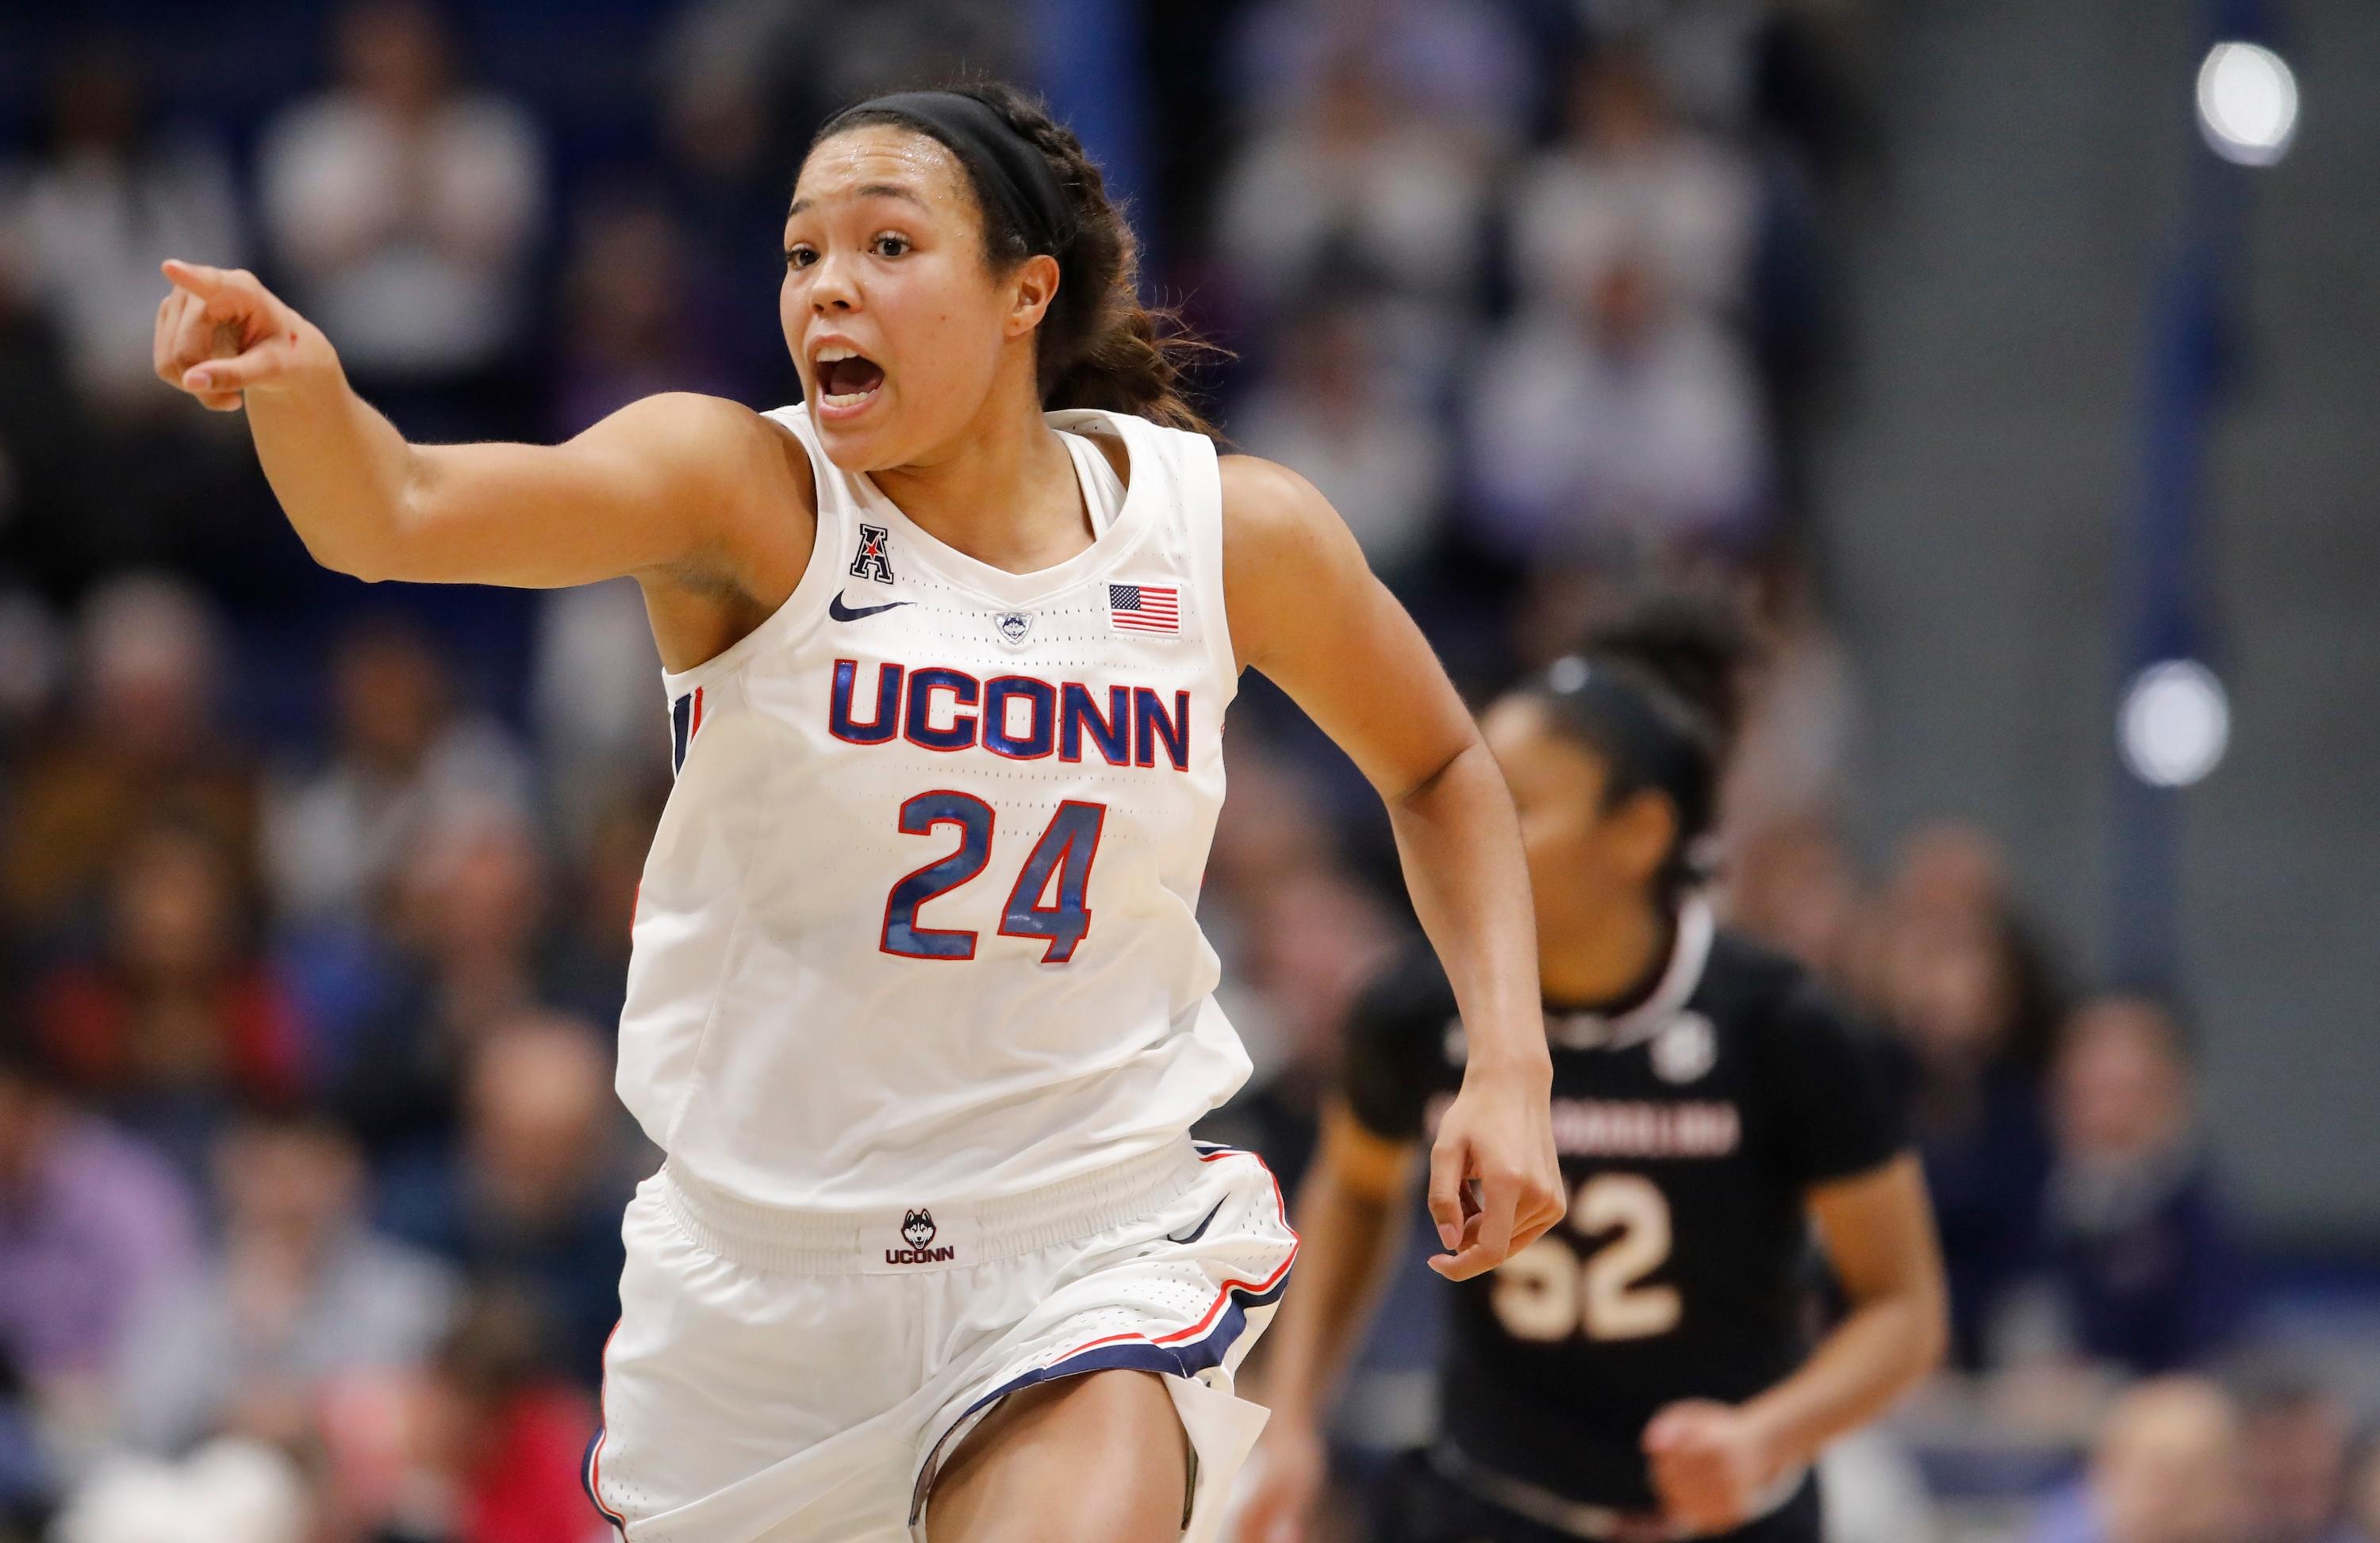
[823, 390, 875, 407]
[816, 345, 857, 363]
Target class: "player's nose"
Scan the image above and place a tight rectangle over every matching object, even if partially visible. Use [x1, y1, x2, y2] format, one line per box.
[808, 251, 860, 313]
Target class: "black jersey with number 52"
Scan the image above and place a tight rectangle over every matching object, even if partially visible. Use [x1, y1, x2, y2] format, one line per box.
[1341, 899, 1908, 1511]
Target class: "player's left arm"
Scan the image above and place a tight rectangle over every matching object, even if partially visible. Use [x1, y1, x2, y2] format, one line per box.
[1219, 453, 1562, 1280]
[1644, 1155, 1948, 1533]
[1647, 1157, 1942, 1533]
[1646, 980, 1947, 1535]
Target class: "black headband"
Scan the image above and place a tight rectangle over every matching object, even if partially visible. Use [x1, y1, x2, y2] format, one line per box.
[1531, 655, 1718, 845]
[823, 90, 1075, 255]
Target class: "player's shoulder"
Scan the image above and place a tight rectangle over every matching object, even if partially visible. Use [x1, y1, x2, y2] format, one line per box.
[1215, 454, 1333, 559]
[1700, 927, 1869, 1049]
[646, 393, 821, 513]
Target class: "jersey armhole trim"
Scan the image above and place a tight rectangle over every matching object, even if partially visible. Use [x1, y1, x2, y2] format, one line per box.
[658, 404, 842, 696]
[1180, 427, 1238, 706]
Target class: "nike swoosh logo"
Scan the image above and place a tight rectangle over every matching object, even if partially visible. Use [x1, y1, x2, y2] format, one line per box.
[1165, 1199, 1227, 1247]
[830, 592, 912, 622]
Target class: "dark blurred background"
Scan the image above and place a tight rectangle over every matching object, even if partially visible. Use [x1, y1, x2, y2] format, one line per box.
[0, 2, 2374, 1540]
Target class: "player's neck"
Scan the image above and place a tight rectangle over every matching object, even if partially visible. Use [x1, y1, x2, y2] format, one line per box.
[872, 377, 1091, 575]
[1538, 896, 1672, 1013]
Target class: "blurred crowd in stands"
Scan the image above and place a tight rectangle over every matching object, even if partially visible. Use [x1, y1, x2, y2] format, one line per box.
[0, 2, 2371, 1541]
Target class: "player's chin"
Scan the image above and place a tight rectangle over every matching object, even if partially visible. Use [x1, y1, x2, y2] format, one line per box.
[810, 390, 898, 470]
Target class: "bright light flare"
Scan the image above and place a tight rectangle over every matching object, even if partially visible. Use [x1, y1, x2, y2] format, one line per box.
[2120, 659, 2230, 787]
[2197, 42, 2298, 165]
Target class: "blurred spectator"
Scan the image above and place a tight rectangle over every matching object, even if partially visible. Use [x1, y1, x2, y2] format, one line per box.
[378, 1015, 638, 1386]
[29, 819, 303, 1186]
[1214, 55, 1492, 325]
[1722, 813, 1864, 987]
[0, 1032, 199, 1426]
[2042, 996, 2249, 1374]
[529, 574, 665, 854]
[256, 0, 544, 423]
[51, 1438, 309, 1543]
[0, 251, 103, 598]
[1199, 864, 1396, 1199]
[2027, 1376, 2251, 1543]
[1230, 294, 1447, 583]
[113, 1108, 457, 1455]
[333, 804, 552, 1158]
[264, 616, 531, 931]
[319, 1288, 594, 1543]
[1465, 245, 1769, 560]
[0, 1340, 46, 1539]
[1232, 0, 1534, 146]
[1512, 46, 1759, 318]
[5, 38, 246, 419]
[1, 574, 257, 944]
[1722, 562, 1854, 839]
[662, 0, 1023, 139]
[1871, 823, 2061, 1369]
[549, 196, 739, 438]
[537, 783, 662, 1031]
[2351, 1438, 2380, 1543]
[2236, 1375, 2359, 1543]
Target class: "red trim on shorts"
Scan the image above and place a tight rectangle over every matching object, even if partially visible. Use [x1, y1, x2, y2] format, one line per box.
[588, 1318, 627, 1530]
[1040, 1148, 1299, 1365]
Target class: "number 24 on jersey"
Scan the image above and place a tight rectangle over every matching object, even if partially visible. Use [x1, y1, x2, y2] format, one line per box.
[880, 793, 1106, 964]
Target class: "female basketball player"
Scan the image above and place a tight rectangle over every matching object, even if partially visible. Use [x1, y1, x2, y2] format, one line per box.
[152, 84, 1564, 1543]
[1237, 600, 1948, 1543]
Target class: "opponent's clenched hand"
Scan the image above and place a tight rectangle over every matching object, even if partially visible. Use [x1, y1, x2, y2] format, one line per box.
[153, 259, 334, 412]
[1425, 1054, 1564, 1281]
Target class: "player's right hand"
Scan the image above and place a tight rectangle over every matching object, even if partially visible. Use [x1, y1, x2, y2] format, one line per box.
[153, 259, 333, 413]
[1231, 1414, 1326, 1543]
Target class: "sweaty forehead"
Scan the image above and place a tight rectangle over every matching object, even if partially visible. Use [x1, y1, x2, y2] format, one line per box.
[791, 125, 970, 217]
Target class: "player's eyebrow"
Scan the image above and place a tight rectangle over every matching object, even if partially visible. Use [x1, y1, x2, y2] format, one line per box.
[787, 184, 931, 218]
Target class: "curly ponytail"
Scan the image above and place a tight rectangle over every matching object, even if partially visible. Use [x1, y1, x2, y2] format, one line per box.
[812, 83, 1220, 437]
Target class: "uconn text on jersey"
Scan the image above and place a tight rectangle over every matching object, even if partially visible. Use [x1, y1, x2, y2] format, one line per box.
[827, 658, 1195, 771]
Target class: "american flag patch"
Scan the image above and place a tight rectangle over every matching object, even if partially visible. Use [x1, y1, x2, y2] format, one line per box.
[1108, 583, 1180, 635]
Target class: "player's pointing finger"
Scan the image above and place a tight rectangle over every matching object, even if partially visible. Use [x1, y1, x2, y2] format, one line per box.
[160, 258, 227, 296]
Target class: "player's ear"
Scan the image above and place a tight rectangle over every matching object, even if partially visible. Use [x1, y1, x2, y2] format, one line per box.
[1609, 789, 1679, 888]
[1005, 253, 1061, 339]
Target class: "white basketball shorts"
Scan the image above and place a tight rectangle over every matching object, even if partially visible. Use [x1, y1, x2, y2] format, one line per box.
[583, 1139, 1297, 1542]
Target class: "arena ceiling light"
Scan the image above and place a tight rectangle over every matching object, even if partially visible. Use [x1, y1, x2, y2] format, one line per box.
[2120, 658, 2231, 787]
[2197, 41, 2299, 166]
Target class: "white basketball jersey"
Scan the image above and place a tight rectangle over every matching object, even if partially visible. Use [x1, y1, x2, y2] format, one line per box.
[615, 405, 1251, 1210]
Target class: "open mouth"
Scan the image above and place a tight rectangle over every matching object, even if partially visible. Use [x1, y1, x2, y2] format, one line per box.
[815, 346, 885, 413]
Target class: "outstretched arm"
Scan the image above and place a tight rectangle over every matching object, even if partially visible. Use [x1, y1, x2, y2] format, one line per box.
[152, 259, 804, 598]
[1234, 1104, 1417, 1543]
[1221, 454, 1561, 1281]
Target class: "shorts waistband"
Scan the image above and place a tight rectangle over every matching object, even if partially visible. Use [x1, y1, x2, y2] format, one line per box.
[654, 1138, 1207, 1276]
[1430, 1444, 1806, 1541]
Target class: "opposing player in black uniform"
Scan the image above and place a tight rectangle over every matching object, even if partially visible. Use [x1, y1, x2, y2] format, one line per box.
[1237, 600, 1948, 1543]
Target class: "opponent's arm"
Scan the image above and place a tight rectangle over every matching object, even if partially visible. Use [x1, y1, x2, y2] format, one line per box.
[1234, 1104, 1418, 1543]
[152, 259, 797, 592]
[1644, 1154, 1947, 1533]
[1221, 454, 1560, 1281]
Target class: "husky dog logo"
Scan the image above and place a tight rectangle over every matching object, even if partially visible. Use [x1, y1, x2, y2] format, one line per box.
[850, 523, 895, 583]
[996, 611, 1032, 648]
[888, 1207, 954, 1265]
